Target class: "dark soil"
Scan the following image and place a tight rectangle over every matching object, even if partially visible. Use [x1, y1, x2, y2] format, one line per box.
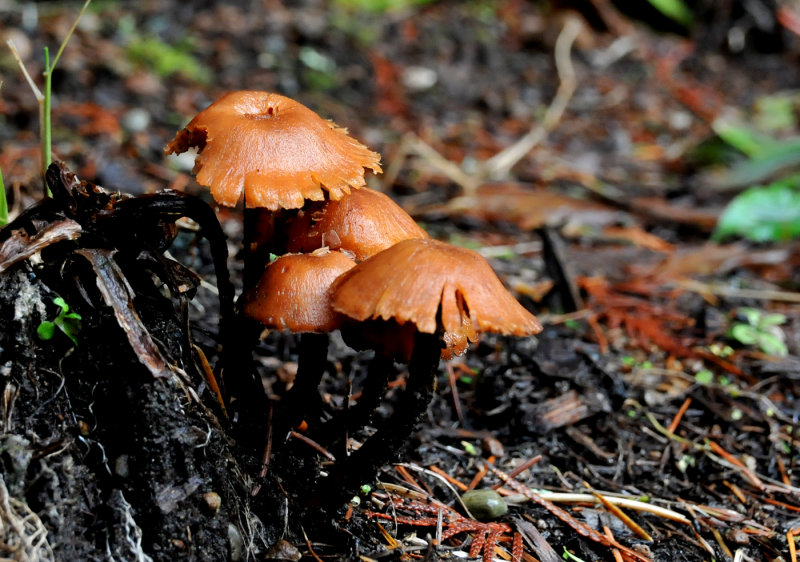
[2, 2, 800, 561]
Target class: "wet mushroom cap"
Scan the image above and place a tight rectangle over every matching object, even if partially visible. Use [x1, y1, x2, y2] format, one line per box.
[243, 249, 357, 333]
[284, 188, 429, 261]
[331, 238, 542, 340]
[165, 91, 382, 210]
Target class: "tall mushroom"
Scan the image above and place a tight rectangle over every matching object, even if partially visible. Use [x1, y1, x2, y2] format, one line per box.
[165, 91, 381, 211]
[324, 237, 542, 503]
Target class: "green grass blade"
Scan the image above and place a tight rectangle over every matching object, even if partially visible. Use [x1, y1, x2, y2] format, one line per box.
[43, 46, 52, 193]
[0, 165, 7, 227]
[645, 0, 693, 26]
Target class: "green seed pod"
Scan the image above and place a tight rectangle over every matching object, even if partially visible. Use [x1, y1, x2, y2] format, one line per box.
[461, 489, 508, 521]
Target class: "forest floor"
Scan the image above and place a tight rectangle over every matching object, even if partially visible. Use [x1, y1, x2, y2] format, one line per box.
[2, 1, 800, 561]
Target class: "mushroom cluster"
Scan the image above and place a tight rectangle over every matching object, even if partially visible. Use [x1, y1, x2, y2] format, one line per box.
[166, 90, 542, 505]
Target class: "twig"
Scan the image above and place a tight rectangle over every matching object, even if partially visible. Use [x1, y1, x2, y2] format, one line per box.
[193, 344, 229, 419]
[491, 455, 543, 490]
[289, 430, 336, 462]
[428, 465, 469, 492]
[707, 440, 765, 491]
[6, 41, 43, 100]
[604, 526, 625, 562]
[391, 15, 583, 197]
[482, 15, 582, 181]
[467, 459, 491, 491]
[301, 527, 325, 562]
[591, 490, 653, 541]
[666, 397, 692, 435]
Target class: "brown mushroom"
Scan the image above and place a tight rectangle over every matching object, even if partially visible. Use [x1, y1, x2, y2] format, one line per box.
[284, 187, 428, 261]
[322, 238, 541, 503]
[242, 248, 356, 436]
[331, 238, 542, 339]
[242, 249, 356, 333]
[165, 91, 382, 211]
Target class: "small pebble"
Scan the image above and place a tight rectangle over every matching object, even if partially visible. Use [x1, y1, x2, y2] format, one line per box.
[402, 65, 438, 91]
[461, 489, 508, 521]
[203, 491, 221, 514]
[114, 455, 129, 478]
[265, 539, 301, 561]
[122, 108, 151, 134]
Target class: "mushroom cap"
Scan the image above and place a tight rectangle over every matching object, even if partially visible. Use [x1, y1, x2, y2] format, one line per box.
[331, 238, 542, 340]
[284, 188, 429, 261]
[164, 91, 382, 210]
[243, 249, 357, 333]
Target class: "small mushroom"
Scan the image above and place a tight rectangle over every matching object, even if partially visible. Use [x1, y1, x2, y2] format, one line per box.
[242, 249, 356, 333]
[242, 249, 356, 435]
[284, 187, 428, 261]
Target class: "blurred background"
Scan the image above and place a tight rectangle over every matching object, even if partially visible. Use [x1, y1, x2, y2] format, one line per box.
[1, 0, 797, 218]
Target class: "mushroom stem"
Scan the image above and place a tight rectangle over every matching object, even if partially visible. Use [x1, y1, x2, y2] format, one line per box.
[242, 207, 278, 290]
[316, 352, 395, 452]
[323, 331, 441, 507]
[346, 352, 395, 434]
[273, 332, 329, 439]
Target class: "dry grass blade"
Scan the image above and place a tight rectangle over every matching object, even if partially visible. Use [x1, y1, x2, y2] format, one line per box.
[532, 492, 690, 525]
[591, 491, 653, 541]
[707, 440, 765, 491]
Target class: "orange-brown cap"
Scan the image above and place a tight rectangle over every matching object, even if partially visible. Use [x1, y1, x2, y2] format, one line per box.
[243, 249, 357, 333]
[165, 91, 382, 210]
[331, 238, 542, 343]
[284, 188, 428, 261]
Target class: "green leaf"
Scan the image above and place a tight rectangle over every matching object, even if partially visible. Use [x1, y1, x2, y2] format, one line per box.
[759, 313, 787, 327]
[461, 441, 478, 456]
[738, 307, 762, 326]
[757, 333, 788, 357]
[730, 324, 761, 345]
[53, 296, 69, 313]
[332, 0, 436, 13]
[712, 119, 772, 158]
[754, 93, 799, 132]
[713, 177, 800, 242]
[644, 0, 693, 26]
[126, 36, 210, 84]
[714, 137, 800, 190]
[56, 315, 82, 346]
[694, 370, 714, 385]
[37, 321, 56, 341]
